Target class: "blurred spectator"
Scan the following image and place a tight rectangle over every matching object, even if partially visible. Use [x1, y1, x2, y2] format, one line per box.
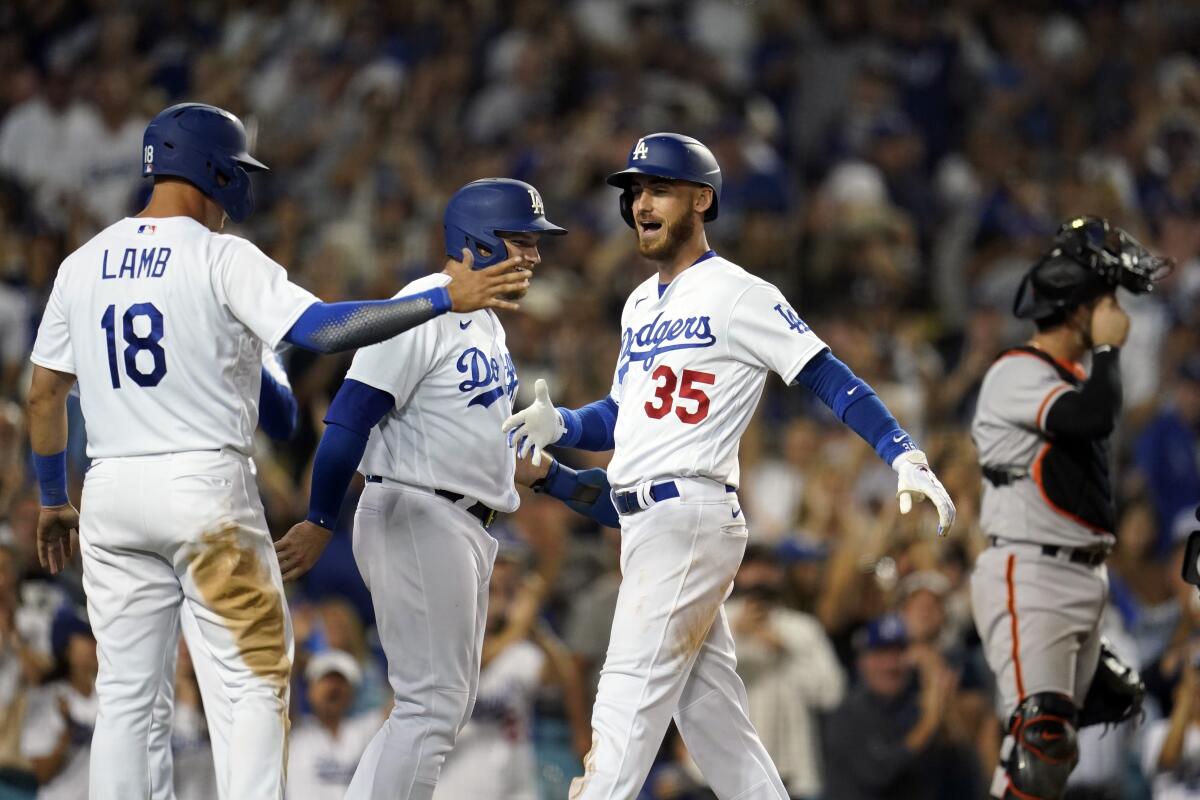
[19, 608, 96, 800]
[170, 637, 217, 800]
[438, 523, 590, 800]
[1142, 653, 1200, 800]
[1134, 357, 1200, 555]
[727, 545, 844, 800]
[823, 614, 980, 800]
[286, 650, 380, 800]
[0, 544, 40, 798]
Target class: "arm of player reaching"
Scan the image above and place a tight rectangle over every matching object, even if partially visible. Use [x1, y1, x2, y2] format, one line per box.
[515, 452, 619, 528]
[501, 379, 617, 465]
[26, 365, 80, 574]
[794, 349, 956, 535]
[274, 379, 394, 581]
[282, 252, 530, 354]
[258, 365, 298, 441]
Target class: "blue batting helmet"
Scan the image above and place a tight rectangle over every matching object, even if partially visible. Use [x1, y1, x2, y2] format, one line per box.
[444, 178, 567, 268]
[606, 133, 722, 228]
[142, 103, 268, 224]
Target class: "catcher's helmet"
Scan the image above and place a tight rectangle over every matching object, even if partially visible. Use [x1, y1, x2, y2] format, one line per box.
[443, 179, 566, 268]
[606, 133, 722, 229]
[142, 103, 268, 224]
[1013, 216, 1171, 320]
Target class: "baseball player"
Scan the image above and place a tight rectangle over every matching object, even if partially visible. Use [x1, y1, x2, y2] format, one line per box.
[275, 177, 566, 800]
[503, 132, 956, 799]
[970, 217, 1158, 800]
[25, 102, 529, 800]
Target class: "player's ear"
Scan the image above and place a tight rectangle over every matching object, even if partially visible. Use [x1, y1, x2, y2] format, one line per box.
[694, 187, 713, 217]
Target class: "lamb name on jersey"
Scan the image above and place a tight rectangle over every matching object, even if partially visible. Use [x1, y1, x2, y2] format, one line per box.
[347, 273, 520, 512]
[605, 254, 827, 490]
[30, 216, 317, 459]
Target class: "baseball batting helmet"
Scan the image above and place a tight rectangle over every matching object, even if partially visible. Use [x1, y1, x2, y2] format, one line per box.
[1013, 215, 1171, 320]
[606, 133, 722, 229]
[443, 178, 567, 268]
[142, 103, 268, 224]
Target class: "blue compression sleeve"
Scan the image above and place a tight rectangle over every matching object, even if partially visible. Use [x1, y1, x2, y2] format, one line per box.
[557, 395, 618, 450]
[258, 367, 298, 441]
[538, 460, 619, 528]
[306, 380, 395, 528]
[33, 450, 68, 506]
[283, 287, 452, 354]
[795, 349, 915, 465]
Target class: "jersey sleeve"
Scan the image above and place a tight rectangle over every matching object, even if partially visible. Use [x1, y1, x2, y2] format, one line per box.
[344, 287, 442, 408]
[30, 270, 75, 374]
[727, 283, 827, 383]
[212, 237, 318, 349]
[986, 356, 1073, 432]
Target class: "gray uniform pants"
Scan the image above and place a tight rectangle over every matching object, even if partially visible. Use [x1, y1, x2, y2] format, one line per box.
[970, 542, 1107, 718]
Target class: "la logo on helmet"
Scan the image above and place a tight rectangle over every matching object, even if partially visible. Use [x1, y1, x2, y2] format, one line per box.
[632, 138, 649, 160]
[528, 188, 544, 215]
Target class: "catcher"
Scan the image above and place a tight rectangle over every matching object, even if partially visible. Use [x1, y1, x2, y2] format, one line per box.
[970, 217, 1160, 799]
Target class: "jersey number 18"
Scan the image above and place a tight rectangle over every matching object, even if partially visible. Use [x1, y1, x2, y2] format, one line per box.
[101, 302, 167, 388]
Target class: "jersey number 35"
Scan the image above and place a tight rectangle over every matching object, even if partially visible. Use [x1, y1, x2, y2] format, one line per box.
[644, 366, 714, 424]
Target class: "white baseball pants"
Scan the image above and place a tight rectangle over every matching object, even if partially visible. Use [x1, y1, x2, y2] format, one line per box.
[345, 482, 498, 800]
[570, 478, 789, 800]
[970, 542, 1107, 719]
[80, 450, 292, 800]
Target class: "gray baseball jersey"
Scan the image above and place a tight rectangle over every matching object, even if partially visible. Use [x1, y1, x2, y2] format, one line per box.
[972, 348, 1116, 550]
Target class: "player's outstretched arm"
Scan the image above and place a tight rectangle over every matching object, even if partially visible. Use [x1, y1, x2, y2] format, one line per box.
[258, 365, 298, 441]
[27, 365, 79, 574]
[502, 379, 617, 464]
[275, 379, 393, 581]
[282, 250, 531, 354]
[794, 350, 955, 535]
[515, 451, 619, 528]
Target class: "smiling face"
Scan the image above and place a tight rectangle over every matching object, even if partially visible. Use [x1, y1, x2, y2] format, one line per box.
[476, 231, 541, 300]
[628, 175, 711, 262]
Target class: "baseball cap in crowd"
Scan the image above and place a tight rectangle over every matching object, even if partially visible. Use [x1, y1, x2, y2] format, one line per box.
[305, 649, 362, 688]
[50, 605, 92, 664]
[897, 570, 951, 602]
[854, 614, 909, 652]
[775, 535, 829, 564]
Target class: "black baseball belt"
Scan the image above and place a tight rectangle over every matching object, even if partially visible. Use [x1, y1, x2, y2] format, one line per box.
[364, 475, 498, 528]
[988, 535, 1109, 567]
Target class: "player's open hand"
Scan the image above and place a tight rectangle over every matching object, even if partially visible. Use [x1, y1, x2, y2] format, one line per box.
[36, 503, 78, 575]
[275, 520, 332, 582]
[892, 450, 956, 536]
[444, 248, 532, 312]
[502, 378, 565, 466]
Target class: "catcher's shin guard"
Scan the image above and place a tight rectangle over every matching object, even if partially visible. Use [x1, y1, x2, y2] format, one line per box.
[989, 692, 1079, 800]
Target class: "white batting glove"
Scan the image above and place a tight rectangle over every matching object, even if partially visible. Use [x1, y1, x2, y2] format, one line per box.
[501, 378, 566, 466]
[892, 450, 956, 536]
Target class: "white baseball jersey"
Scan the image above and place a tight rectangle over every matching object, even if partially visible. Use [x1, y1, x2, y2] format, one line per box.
[20, 681, 97, 800]
[348, 273, 520, 512]
[285, 712, 380, 800]
[30, 216, 317, 458]
[605, 255, 827, 489]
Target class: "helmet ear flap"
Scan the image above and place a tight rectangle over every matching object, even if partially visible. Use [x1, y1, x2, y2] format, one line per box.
[619, 189, 635, 229]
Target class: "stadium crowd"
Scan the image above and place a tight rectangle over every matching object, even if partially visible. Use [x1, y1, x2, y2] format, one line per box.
[0, 0, 1198, 798]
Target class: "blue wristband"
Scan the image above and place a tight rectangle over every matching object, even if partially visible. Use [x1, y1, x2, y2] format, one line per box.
[33, 450, 68, 507]
[557, 408, 582, 448]
[875, 429, 917, 465]
[431, 286, 452, 315]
